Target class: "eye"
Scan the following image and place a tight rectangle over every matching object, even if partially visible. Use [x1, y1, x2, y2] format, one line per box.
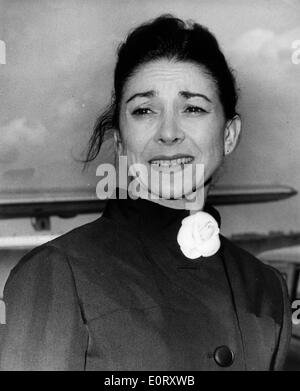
[184, 105, 207, 114]
[131, 107, 153, 116]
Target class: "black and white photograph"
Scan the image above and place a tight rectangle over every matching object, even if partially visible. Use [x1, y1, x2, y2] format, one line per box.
[0, 0, 299, 374]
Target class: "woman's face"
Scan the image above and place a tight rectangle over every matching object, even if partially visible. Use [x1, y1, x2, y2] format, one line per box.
[118, 59, 240, 199]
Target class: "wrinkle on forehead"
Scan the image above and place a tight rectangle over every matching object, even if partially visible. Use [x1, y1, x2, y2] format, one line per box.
[123, 59, 218, 100]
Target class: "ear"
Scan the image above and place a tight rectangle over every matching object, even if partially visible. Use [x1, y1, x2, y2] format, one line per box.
[223, 115, 242, 156]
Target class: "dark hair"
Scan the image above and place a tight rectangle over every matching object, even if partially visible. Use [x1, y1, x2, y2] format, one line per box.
[85, 14, 238, 162]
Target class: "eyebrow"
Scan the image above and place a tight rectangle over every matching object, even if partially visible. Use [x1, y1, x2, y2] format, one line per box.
[125, 89, 212, 103]
[126, 90, 156, 103]
[179, 90, 212, 103]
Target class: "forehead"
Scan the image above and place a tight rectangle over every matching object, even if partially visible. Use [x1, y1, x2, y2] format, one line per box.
[123, 59, 218, 98]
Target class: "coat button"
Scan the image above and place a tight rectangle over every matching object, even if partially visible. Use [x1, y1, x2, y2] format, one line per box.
[213, 346, 234, 367]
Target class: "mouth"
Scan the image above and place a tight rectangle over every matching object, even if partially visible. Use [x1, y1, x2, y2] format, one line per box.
[149, 155, 194, 168]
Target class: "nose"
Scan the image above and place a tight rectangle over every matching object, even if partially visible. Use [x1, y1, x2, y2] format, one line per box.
[155, 115, 185, 145]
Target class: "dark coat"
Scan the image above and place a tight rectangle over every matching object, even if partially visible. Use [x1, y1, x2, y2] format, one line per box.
[0, 197, 292, 370]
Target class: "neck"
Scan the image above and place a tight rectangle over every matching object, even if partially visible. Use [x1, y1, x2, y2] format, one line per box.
[146, 184, 211, 212]
[123, 176, 211, 212]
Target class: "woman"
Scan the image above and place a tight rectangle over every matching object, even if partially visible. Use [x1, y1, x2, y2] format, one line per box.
[0, 15, 291, 371]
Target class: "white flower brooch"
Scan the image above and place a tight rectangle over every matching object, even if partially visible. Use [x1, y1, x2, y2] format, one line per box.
[177, 211, 221, 259]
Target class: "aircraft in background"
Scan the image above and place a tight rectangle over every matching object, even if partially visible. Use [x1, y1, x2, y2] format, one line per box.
[0, 183, 296, 218]
[0, 184, 297, 249]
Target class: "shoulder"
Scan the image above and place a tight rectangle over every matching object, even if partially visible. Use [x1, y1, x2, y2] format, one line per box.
[3, 218, 102, 292]
[221, 234, 283, 283]
[220, 235, 290, 317]
[48, 215, 116, 257]
[17, 214, 118, 267]
[5, 214, 137, 296]
[4, 244, 74, 305]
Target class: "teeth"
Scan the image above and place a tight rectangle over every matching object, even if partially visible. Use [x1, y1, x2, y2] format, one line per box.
[150, 157, 193, 167]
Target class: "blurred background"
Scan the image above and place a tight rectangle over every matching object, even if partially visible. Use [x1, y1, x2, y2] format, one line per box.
[0, 0, 299, 368]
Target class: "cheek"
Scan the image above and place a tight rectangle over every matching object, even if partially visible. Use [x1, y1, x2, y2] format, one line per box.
[190, 118, 224, 158]
[120, 117, 152, 155]
[125, 131, 149, 155]
[206, 131, 224, 156]
[198, 131, 224, 179]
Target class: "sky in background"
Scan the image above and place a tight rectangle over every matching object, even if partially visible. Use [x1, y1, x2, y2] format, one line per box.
[0, 0, 299, 236]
